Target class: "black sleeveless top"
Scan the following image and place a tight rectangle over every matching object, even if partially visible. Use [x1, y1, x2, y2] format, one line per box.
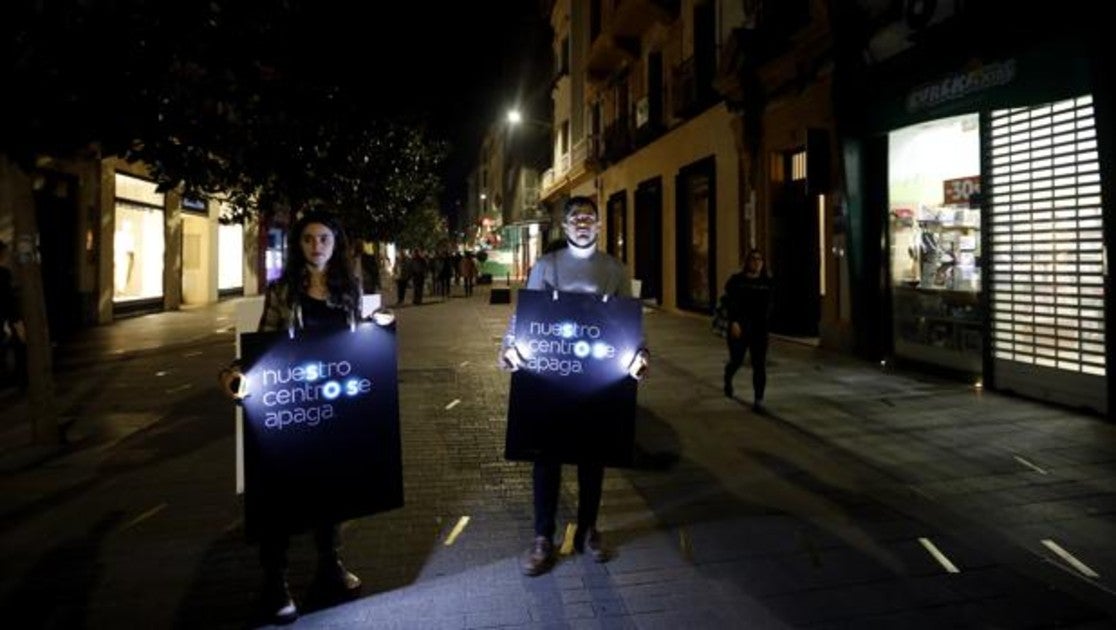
[301, 295, 349, 330]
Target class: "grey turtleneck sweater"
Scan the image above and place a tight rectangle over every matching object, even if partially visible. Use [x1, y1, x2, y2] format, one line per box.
[502, 246, 631, 351]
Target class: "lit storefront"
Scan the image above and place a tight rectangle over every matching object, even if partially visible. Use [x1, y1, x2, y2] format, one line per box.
[888, 113, 983, 372]
[851, 38, 1109, 414]
[218, 204, 245, 295]
[113, 173, 165, 309]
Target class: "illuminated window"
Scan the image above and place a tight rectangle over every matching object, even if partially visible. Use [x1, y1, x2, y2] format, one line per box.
[989, 95, 1105, 377]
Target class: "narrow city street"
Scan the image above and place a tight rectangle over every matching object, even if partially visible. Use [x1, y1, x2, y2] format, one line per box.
[1, 287, 1115, 629]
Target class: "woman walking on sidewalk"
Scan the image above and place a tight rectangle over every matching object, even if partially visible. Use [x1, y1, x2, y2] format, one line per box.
[723, 249, 772, 411]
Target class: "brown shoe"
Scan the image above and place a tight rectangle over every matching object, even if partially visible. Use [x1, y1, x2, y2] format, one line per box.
[520, 536, 555, 576]
[575, 527, 611, 563]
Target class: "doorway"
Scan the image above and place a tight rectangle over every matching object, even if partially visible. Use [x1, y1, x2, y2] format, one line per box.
[770, 148, 819, 336]
[634, 177, 663, 303]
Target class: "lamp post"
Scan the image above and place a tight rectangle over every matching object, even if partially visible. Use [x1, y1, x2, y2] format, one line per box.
[502, 107, 553, 281]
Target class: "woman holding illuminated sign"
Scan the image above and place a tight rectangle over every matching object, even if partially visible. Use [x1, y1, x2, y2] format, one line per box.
[219, 211, 372, 624]
[500, 196, 649, 577]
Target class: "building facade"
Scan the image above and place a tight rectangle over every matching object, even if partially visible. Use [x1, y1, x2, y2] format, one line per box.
[832, 0, 1112, 415]
[0, 155, 261, 337]
[539, 0, 843, 340]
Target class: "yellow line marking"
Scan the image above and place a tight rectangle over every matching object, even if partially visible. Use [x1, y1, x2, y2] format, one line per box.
[443, 516, 470, 546]
[121, 503, 167, 531]
[559, 522, 577, 555]
[1042, 539, 1099, 578]
[919, 537, 960, 573]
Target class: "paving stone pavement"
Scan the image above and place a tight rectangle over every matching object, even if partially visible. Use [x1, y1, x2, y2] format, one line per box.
[1, 283, 1115, 629]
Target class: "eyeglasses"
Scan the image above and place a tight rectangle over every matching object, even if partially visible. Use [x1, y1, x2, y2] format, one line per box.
[566, 214, 597, 227]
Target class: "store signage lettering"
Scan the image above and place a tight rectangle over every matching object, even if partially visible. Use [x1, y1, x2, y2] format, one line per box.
[906, 59, 1016, 113]
[943, 176, 981, 205]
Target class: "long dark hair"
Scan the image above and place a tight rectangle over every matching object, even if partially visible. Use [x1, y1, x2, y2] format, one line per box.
[280, 211, 359, 313]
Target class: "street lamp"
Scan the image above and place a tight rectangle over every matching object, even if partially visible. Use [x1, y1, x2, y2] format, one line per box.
[506, 109, 523, 125]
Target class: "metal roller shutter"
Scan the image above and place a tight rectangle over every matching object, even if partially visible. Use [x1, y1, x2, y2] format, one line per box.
[987, 95, 1107, 413]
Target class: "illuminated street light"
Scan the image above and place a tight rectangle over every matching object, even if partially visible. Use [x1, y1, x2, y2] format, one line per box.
[506, 109, 523, 125]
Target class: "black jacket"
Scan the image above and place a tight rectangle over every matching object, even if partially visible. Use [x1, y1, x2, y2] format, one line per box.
[723, 271, 772, 332]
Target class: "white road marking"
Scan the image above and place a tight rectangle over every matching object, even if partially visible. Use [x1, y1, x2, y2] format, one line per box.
[918, 537, 960, 573]
[1042, 539, 1099, 578]
[459, 361, 470, 368]
[121, 503, 167, 531]
[1013, 455, 1048, 475]
[165, 384, 194, 394]
[445, 399, 461, 410]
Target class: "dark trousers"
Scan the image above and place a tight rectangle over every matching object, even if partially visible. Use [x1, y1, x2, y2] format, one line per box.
[395, 279, 407, 305]
[533, 460, 604, 540]
[724, 327, 768, 400]
[463, 277, 474, 296]
[259, 524, 340, 576]
[0, 337, 27, 392]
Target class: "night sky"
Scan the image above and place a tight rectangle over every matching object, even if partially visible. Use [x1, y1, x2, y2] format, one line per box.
[304, 1, 554, 209]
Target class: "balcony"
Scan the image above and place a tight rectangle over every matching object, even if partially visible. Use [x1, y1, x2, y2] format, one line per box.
[539, 137, 603, 202]
[602, 117, 633, 164]
[586, 33, 639, 82]
[671, 58, 698, 118]
[611, 0, 679, 38]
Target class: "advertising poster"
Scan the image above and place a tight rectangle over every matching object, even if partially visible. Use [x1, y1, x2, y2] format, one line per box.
[239, 323, 402, 538]
[506, 289, 642, 467]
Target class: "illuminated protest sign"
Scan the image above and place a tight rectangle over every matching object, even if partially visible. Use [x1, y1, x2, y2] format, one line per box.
[239, 323, 402, 538]
[506, 289, 642, 467]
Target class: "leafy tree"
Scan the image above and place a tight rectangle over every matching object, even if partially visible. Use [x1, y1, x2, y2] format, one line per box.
[2, 0, 447, 443]
[394, 202, 450, 253]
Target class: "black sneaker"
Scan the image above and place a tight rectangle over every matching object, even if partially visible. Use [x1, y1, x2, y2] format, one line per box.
[723, 380, 734, 398]
[259, 577, 298, 625]
[521, 536, 555, 576]
[311, 560, 363, 603]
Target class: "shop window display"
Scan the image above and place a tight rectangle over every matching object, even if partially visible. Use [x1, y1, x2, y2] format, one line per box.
[888, 113, 982, 371]
[113, 202, 165, 302]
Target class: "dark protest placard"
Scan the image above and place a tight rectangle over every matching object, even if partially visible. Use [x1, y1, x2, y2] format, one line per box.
[506, 289, 642, 467]
[239, 323, 401, 538]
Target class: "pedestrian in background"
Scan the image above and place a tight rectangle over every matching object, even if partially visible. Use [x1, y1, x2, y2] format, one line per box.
[0, 240, 26, 393]
[218, 211, 367, 624]
[460, 251, 478, 297]
[722, 248, 773, 412]
[393, 251, 410, 306]
[499, 196, 649, 577]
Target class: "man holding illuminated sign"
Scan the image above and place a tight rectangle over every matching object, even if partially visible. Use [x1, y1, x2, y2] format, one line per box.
[219, 211, 396, 624]
[499, 196, 649, 576]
